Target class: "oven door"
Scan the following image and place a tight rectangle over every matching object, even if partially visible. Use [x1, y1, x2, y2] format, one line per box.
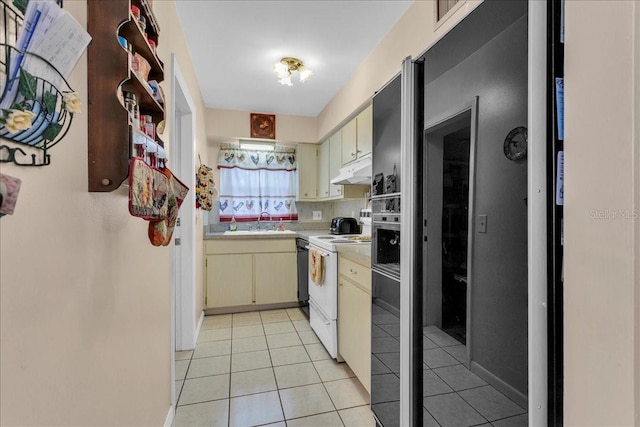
[307, 244, 338, 319]
[372, 221, 401, 279]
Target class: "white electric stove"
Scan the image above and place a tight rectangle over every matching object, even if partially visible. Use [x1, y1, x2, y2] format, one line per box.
[307, 212, 371, 358]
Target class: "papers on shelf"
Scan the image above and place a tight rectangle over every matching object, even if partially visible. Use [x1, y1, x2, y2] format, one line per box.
[2, 0, 92, 109]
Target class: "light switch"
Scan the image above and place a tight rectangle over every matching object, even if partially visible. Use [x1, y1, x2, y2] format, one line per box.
[478, 214, 487, 233]
[313, 211, 322, 220]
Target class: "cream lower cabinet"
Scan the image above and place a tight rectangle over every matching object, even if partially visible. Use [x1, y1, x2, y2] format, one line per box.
[206, 254, 253, 308]
[338, 255, 371, 393]
[255, 252, 297, 304]
[205, 239, 297, 309]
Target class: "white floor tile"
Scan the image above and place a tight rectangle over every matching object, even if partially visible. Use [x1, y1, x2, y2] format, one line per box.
[279, 383, 335, 419]
[229, 390, 284, 427]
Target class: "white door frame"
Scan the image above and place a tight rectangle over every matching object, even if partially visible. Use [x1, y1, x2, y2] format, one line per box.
[169, 54, 197, 413]
[527, 1, 549, 425]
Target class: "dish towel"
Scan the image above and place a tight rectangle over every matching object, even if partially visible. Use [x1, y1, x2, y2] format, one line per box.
[310, 249, 325, 286]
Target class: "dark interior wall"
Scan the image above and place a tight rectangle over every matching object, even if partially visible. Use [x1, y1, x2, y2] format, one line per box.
[423, 12, 529, 397]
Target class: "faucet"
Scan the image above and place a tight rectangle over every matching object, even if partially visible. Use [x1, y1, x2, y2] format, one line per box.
[257, 211, 272, 230]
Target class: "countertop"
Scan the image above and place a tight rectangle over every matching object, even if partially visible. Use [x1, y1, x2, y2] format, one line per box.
[336, 244, 371, 267]
[203, 229, 328, 241]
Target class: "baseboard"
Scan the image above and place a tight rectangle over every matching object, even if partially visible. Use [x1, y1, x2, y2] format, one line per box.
[469, 360, 528, 410]
[204, 301, 299, 315]
[164, 405, 175, 427]
[195, 310, 204, 344]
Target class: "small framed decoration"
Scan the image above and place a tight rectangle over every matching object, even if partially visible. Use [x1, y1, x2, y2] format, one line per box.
[250, 113, 276, 139]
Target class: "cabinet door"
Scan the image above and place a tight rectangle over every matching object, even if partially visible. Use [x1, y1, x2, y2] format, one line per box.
[254, 252, 297, 304]
[338, 278, 371, 392]
[297, 143, 318, 201]
[341, 117, 358, 165]
[329, 132, 343, 198]
[356, 105, 373, 157]
[318, 139, 330, 199]
[206, 254, 253, 308]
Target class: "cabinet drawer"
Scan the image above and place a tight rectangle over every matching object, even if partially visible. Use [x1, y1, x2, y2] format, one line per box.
[205, 239, 295, 255]
[339, 257, 371, 293]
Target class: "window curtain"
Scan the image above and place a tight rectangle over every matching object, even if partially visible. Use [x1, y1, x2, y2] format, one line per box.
[217, 144, 298, 222]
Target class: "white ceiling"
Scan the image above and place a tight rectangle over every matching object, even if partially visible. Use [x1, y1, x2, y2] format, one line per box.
[174, 1, 413, 117]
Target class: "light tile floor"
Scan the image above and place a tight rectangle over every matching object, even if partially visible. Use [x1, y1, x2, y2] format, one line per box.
[173, 308, 375, 427]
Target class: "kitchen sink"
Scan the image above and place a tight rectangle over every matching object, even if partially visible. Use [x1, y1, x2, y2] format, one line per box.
[223, 230, 297, 236]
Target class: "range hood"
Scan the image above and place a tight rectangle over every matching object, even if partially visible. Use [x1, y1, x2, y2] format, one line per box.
[330, 153, 372, 185]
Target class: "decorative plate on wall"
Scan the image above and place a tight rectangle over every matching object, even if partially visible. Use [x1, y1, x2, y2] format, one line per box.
[250, 113, 276, 139]
[503, 126, 527, 161]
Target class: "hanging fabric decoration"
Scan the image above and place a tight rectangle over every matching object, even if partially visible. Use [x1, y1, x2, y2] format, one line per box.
[127, 158, 189, 246]
[148, 167, 189, 246]
[0, 173, 22, 217]
[195, 157, 215, 211]
[217, 143, 296, 171]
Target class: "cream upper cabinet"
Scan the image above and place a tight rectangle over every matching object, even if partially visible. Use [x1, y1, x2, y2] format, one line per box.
[341, 117, 358, 165]
[329, 131, 343, 198]
[296, 143, 318, 201]
[356, 105, 373, 157]
[318, 139, 330, 199]
[341, 105, 373, 166]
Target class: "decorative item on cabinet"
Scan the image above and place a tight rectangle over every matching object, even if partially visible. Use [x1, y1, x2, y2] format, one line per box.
[0, 0, 91, 167]
[87, 0, 165, 192]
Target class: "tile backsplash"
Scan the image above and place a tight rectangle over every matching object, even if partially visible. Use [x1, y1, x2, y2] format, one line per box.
[204, 198, 369, 232]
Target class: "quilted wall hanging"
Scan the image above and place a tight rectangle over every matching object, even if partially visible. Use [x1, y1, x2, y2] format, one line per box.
[196, 159, 215, 211]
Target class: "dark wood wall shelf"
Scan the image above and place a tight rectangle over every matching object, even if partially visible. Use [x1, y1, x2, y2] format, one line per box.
[87, 0, 164, 192]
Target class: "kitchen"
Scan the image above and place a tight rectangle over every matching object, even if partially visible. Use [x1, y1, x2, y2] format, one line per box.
[0, 0, 635, 427]
[184, 0, 530, 426]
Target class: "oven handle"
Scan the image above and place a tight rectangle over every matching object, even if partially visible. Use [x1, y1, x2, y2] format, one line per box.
[305, 246, 331, 258]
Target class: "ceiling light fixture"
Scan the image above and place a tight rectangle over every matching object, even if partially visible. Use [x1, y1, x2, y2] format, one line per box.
[273, 57, 313, 86]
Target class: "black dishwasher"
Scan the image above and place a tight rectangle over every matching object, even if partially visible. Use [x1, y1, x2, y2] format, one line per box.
[296, 237, 310, 317]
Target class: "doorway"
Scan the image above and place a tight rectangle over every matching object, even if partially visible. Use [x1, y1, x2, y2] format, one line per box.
[169, 54, 197, 414]
[424, 104, 475, 353]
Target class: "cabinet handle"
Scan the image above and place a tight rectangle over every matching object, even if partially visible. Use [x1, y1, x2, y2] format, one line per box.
[349, 269, 357, 275]
[356, 149, 362, 153]
[351, 152, 356, 157]
[339, 282, 343, 287]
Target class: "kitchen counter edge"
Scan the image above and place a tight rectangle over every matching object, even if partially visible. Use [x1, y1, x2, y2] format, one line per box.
[204, 230, 328, 241]
[336, 245, 371, 267]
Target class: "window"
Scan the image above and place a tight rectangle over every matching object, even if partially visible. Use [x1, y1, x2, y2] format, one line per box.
[217, 143, 298, 222]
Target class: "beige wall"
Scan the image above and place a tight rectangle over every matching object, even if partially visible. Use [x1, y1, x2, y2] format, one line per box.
[564, 1, 639, 425]
[0, 0, 207, 425]
[206, 108, 317, 145]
